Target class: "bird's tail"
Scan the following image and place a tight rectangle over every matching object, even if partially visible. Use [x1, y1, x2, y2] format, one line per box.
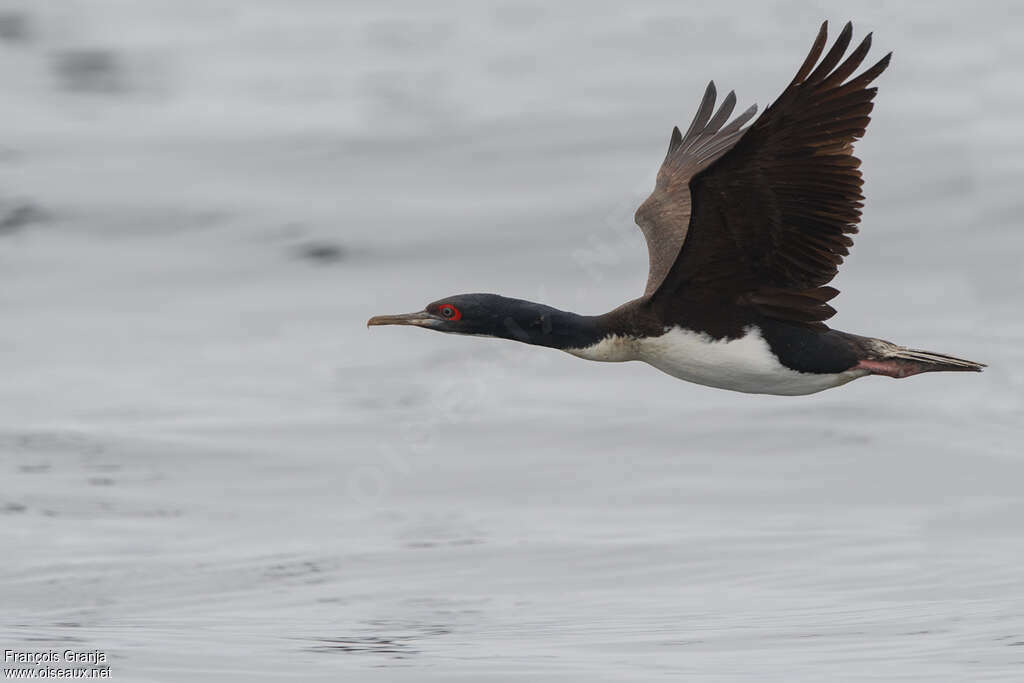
[859, 341, 986, 378]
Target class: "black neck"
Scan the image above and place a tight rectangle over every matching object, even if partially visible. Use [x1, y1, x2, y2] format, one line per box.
[473, 297, 608, 350]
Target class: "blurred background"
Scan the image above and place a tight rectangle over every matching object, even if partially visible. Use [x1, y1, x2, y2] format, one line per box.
[1, 1, 1022, 681]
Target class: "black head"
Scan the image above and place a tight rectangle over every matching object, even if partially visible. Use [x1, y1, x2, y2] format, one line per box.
[367, 293, 602, 349]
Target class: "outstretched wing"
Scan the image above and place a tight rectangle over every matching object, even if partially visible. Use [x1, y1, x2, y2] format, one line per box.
[634, 84, 757, 296]
[652, 21, 891, 327]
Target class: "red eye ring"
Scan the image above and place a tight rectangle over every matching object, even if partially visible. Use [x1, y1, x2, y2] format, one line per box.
[437, 304, 461, 321]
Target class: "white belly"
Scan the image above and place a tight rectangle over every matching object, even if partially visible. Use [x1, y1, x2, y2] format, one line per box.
[567, 326, 867, 396]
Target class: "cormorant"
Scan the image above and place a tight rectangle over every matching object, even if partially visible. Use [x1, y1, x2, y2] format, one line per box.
[369, 22, 984, 395]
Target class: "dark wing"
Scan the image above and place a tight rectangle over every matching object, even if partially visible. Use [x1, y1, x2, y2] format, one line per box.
[651, 21, 891, 327]
[634, 83, 757, 296]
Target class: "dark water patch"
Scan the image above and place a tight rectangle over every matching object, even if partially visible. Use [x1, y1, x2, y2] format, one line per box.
[0, 11, 31, 43]
[315, 596, 349, 605]
[295, 241, 346, 264]
[8, 625, 87, 645]
[263, 559, 326, 581]
[0, 202, 45, 235]
[3, 502, 27, 514]
[306, 622, 452, 659]
[308, 635, 419, 657]
[18, 635, 86, 644]
[403, 537, 483, 549]
[52, 48, 127, 94]
[11, 431, 105, 457]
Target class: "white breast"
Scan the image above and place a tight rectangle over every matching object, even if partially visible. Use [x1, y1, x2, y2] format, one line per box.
[567, 326, 867, 396]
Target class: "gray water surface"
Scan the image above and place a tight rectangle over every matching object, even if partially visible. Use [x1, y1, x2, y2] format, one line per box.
[1, 1, 1023, 681]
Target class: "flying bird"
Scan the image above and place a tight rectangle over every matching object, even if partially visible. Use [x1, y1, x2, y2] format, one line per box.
[368, 21, 984, 396]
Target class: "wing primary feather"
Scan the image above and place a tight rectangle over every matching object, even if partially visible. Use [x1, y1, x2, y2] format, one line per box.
[718, 103, 758, 135]
[823, 52, 892, 100]
[789, 21, 829, 85]
[806, 21, 853, 84]
[704, 90, 737, 136]
[680, 81, 717, 144]
[665, 126, 683, 161]
[818, 33, 873, 89]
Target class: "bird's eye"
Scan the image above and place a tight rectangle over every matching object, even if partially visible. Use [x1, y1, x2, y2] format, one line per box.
[437, 304, 461, 321]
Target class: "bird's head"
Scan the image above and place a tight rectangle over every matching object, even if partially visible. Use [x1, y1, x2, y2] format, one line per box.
[367, 293, 598, 348]
[368, 293, 531, 339]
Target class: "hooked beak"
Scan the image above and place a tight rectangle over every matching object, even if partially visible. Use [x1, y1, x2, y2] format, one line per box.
[366, 310, 442, 328]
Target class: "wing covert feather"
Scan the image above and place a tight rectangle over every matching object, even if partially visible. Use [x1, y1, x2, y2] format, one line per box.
[634, 83, 756, 296]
